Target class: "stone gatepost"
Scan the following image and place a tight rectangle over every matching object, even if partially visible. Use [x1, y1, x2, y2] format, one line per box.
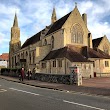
[69, 66, 82, 86]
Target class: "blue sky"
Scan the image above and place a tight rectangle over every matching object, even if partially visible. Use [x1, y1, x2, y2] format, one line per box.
[0, 0, 110, 55]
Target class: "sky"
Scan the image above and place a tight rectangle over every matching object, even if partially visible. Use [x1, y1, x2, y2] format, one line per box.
[0, 0, 110, 55]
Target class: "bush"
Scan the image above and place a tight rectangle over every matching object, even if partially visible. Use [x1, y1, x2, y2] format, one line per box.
[1, 68, 21, 77]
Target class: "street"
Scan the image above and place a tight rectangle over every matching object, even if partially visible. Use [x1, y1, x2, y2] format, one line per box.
[0, 78, 110, 110]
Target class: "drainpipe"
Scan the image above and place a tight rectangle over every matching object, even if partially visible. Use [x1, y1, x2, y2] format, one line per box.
[64, 57, 66, 74]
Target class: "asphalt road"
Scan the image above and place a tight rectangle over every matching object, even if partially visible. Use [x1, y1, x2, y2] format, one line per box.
[0, 78, 110, 110]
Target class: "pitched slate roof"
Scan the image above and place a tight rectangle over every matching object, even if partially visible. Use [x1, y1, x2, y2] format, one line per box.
[42, 45, 110, 62]
[94, 48, 110, 59]
[92, 37, 103, 49]
[21, 31, 41, 49]
[46, 12, 71, 35]
[21, 12, 71, 49]
[82, 46, 110, 59]
[42, 46, 91, 62]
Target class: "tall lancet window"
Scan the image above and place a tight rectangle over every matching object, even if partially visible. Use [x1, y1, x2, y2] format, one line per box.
[71, 24, 83, 44]
[51, 36, 54, 49]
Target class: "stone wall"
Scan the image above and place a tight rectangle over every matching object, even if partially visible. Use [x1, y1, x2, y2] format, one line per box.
[1, 69, 71, 84]
[33, 73, 70, 84]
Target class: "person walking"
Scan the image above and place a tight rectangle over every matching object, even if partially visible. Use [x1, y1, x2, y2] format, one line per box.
[27, 69, 32, 80]
[19, 67, 25, 81]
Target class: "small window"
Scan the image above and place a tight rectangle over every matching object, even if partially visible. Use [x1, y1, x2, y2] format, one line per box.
[84, 64, 86, 69]
[105, 61, 109, 67]
[58, 60, 62, 67]
[26, 51, 28, 56]
[89, 64, 91, 69]
[93, 62, 95, 67]
[53, 60, 56, 67]
[42, 62, 46, 68]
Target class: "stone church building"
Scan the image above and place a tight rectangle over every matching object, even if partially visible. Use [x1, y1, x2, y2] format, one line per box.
[9, 4, 110, 78]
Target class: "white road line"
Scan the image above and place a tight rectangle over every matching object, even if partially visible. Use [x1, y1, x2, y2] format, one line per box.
[0, 89, 7, 92]
[63, 100, 105, 110]
[9, 88, 39, 96]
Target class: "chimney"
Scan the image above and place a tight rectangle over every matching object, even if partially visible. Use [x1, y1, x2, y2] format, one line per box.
[82, 13, 87, 26]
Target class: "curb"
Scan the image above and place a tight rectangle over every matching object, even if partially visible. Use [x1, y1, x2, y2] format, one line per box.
[0, 76, 65, 91]
[0, 76, 110, 98]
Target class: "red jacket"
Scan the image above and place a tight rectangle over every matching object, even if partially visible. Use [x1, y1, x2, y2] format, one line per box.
[21, 70, 24, 78]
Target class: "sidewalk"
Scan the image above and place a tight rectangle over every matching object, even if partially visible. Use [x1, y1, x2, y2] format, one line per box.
[0, 75, 110, 97]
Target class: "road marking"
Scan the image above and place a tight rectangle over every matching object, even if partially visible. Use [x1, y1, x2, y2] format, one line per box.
[63, 100, 105, 110]
[0, 89, 7, 92]
[9, 88, 39, 96]
[9, 88, 106, 110]
[0, 85, 1, 86]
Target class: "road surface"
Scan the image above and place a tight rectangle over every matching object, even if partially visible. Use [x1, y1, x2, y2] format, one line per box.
[0, 78, 110, 110]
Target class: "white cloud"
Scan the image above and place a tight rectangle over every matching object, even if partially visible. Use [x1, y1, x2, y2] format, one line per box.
[77, 0, 110, 40]
[1, 0, 110, 54]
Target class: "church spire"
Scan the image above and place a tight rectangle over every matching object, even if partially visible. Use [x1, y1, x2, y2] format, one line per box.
[13, 13, 18, 27]
[51, 7, 57, 24]
[75, 2, 77, 8]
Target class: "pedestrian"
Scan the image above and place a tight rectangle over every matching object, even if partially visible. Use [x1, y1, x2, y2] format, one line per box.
[27, 69, 32, 80]
[19, 67, 25, 81]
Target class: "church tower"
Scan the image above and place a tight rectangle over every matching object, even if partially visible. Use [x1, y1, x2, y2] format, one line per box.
[51, 7, 57, 24]
[9, 13, 21, 68]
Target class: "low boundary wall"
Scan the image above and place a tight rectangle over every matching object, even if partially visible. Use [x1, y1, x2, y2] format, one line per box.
[1, 70, 70, 84]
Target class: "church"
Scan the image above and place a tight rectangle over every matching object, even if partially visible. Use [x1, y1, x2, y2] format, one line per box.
[9, 4, 110, 78]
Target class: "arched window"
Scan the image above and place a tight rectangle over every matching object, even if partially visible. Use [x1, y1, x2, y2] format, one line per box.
[33, 51, 35, 64]
[29, 52, 31, 64]
[51, 36, 54, 49]
[26, 51, 28, 56]
[23, 52, 24, 59]
[44, 39, 47, 46]
[71, 24, 83, 44]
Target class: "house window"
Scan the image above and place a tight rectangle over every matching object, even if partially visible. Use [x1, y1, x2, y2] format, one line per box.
[93, 62, 95, 67]
[105, 61, 109, 67]
[71, 24, 83, 44]
[84, 64, 86, 69]
[26, 51, 28, 56]
[89, 64, 91, 69]
[53, 60, 56, 67]
[42, 62, 46, 68]
[58, 60, 62, 67]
